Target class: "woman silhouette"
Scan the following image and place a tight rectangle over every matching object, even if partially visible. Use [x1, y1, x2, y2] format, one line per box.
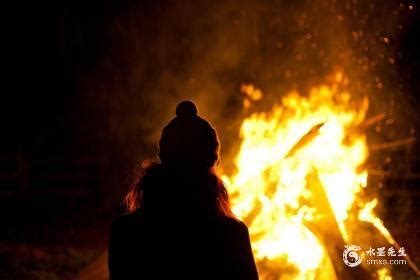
[108, 101, 259, 280]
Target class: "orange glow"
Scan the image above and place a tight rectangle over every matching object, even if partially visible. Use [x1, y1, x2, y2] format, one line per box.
[222, 72, 394, 279]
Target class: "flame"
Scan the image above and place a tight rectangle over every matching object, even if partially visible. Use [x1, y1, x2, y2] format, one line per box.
[222, 72, 393, 279]
[377, 267, 392, 280]
[359, 199, 394, 244]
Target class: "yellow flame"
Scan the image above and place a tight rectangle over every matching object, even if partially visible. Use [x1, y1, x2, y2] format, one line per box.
[222, 72, 389, 279]
[377, 267, 392, 280]
[359, 199, 395, 245]
[241, 83, 263, 101]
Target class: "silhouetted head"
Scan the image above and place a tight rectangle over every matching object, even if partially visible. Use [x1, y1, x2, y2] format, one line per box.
[159, 101, 220, 168]
[124, 101, 233, 217]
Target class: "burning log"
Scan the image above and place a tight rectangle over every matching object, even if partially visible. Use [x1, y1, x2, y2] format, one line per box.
[289, 122, 420, 277]
[369, 137, 416, 151]
[285, 122, 325, 158]
[368, 169, 420, 180]
[305, 171, 372, 280]
[359, 113, 386, 128]
[359, 200, 420, 276]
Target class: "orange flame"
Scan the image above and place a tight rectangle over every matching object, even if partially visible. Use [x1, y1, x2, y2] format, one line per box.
[222, 72, 395, 279]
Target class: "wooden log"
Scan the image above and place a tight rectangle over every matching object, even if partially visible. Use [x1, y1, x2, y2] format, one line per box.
[369, 137, 416, 151]
[360, 113, 386, 128]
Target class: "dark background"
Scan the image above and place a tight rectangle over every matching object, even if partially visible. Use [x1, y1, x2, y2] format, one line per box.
[1, 0, 419, 278]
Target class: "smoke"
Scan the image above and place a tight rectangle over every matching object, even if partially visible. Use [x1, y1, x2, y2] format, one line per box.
[77, 0, 418, 173]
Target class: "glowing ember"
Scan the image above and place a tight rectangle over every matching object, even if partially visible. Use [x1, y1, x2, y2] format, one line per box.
[221, 72, 394, 278]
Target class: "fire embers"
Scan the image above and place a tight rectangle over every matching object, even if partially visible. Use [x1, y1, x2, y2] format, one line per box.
[222, 72, 401, 279]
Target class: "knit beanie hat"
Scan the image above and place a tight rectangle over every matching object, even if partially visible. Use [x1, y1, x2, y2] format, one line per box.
[159, 101, 220, 168]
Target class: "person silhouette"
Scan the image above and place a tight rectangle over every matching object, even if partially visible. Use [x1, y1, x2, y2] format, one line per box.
[108, 101, 259, 280]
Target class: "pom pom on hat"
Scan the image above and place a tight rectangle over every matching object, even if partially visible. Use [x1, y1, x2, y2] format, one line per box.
[175, 100, 198, 118]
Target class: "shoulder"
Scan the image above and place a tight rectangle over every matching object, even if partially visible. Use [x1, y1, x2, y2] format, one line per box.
[218, 216, 249, 235]
[110, 211, 143, 233]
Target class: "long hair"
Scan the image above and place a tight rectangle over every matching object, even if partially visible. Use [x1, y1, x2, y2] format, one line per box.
[123, 160, 234, 218]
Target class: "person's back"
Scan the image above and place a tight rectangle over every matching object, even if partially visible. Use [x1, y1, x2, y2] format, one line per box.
[109, 195, 256, 279]
[108, 101, 259, 280]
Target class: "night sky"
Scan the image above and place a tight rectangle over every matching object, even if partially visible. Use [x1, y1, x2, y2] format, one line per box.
[6, 0, 419, 160]
[1, 0, 419, 278]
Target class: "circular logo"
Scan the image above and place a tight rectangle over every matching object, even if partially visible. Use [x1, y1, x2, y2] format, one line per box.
[343, 245, 363, 267]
